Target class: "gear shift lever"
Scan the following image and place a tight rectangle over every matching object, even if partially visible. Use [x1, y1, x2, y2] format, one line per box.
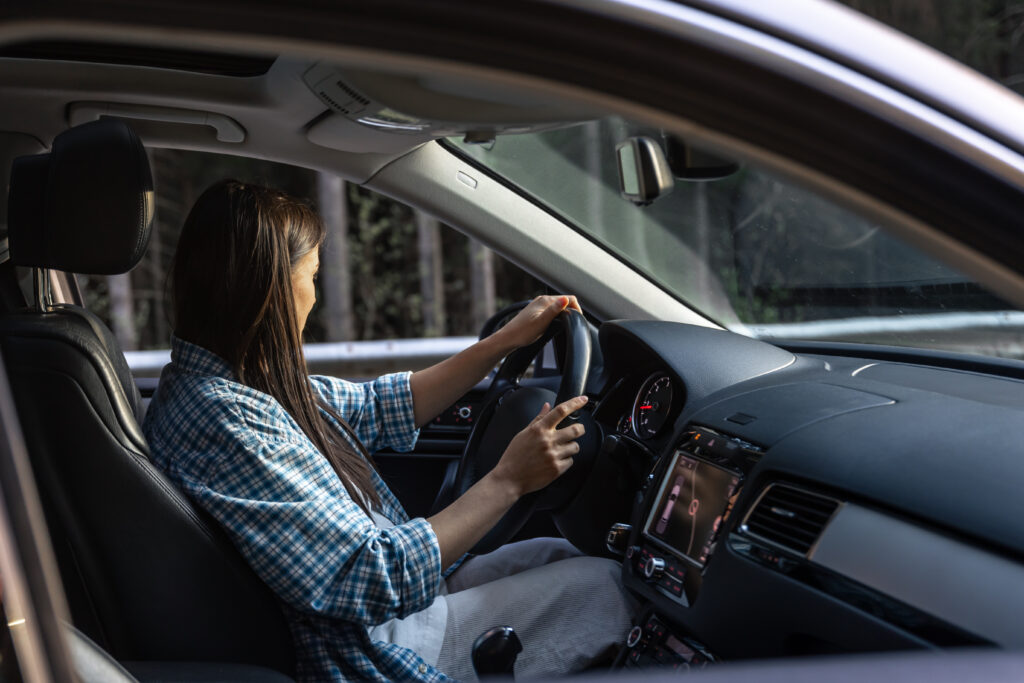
[472, 626, 522, 678]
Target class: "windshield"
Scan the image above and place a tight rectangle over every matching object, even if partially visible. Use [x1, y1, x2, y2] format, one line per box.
[449, 118, 1024, 359]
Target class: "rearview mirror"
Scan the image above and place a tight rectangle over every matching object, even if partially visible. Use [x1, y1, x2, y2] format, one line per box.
[616, 136, 674, 205]
[664, 135, 740, 181]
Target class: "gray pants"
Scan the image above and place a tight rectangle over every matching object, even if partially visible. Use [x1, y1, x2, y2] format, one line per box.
[435, 538, 635, 681]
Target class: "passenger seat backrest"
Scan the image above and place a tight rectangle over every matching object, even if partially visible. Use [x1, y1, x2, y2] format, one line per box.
[0, 120, 295, 674]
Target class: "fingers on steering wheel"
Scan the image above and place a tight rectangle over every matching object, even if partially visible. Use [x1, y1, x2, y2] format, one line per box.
[556, 422, 585, 443]
[543, 395, 588, 428]
[557, 440, 581, 461]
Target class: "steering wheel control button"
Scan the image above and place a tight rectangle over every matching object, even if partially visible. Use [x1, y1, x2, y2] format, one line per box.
[644, 556, 666, 580]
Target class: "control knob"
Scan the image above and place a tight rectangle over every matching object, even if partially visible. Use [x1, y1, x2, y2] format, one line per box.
[626, 625, 644, 648]
[643, 556, 666, 581]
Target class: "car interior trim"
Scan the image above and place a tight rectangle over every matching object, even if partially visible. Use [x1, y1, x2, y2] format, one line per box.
[0, 359, 78, 683]
[728, 536, 990, 648]
[811, 503, 1024, 648]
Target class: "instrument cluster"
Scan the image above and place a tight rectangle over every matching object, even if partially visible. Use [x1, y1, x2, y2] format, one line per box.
[612, 372, 678, 442]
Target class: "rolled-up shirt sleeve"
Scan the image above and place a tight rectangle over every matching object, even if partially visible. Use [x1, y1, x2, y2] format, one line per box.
[194, 437, 443, 625]
[310, 372, 419, 453]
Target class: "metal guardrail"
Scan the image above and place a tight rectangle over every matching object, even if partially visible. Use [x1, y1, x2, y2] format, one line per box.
[743, 311, 1024, 359]
[128, 312, 1024, 379]
[743, 311, 1024, 339]
[125, 336, 479, 380]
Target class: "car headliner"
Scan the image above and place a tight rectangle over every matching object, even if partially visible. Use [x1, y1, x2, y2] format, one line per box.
[1, 0, 1023, 311]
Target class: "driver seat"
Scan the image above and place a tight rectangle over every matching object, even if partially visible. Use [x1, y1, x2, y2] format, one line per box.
[0, 120, 295, 676]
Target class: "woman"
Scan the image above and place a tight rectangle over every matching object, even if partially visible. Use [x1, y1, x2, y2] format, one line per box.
[144, 180, 634, 682]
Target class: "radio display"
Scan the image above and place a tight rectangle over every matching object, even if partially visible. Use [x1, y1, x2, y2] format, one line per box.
[644, 450, 741, 567]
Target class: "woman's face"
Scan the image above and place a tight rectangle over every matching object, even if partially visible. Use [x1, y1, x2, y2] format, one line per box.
[291, 248, 319, 333]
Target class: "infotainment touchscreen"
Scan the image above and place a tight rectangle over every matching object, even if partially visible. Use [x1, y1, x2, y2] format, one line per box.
[644, 450, 741, 567]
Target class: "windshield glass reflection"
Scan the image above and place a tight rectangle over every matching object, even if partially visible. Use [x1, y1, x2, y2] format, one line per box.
[449, 118, 1023, 360]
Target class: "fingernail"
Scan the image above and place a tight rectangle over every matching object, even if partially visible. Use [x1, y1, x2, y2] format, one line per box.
[579, 395, 588, 403]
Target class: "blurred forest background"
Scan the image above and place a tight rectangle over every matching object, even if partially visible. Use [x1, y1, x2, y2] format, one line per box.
[81, 0, 1024, 351]
[82, 152, 545, 350]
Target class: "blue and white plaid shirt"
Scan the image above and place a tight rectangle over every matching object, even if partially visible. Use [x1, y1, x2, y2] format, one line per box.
[144, 337, 452, 682]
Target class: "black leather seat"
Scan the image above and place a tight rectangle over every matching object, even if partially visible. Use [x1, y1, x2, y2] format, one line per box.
[0, 120, 295, 676]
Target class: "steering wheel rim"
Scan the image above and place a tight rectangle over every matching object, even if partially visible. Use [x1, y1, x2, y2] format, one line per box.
[452, 309, 592, 555]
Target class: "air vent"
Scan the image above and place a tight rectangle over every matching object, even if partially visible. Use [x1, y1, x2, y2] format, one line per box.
[741, 484, 840, 556]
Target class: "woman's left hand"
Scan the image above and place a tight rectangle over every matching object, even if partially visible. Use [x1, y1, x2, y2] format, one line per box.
[492, 295, 583, 352]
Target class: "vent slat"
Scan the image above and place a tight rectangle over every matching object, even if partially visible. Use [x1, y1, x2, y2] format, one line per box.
[746, 520, 817, 543]
[761, 491, 836, 516]
[743, 485, 839, 556]
[757, 500, 833, 524]
[747, 518, 819, 540]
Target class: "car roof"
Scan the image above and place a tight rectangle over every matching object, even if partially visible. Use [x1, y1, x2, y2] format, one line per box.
[684, 0, 1024, 156]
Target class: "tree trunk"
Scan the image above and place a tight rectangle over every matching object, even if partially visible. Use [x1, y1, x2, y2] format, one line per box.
[469, 239, 495, 332]
[317, 173, 354, 341]
[415, 210, 446, 337]
[107, 273, 137, 350]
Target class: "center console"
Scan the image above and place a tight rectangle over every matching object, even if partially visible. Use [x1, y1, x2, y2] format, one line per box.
[618, 610, 717, 671]
[626, 427, 760, 602]
[616, 426, 763, 669]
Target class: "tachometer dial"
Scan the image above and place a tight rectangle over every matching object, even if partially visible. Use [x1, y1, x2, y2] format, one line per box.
[632, 373, 673, 440]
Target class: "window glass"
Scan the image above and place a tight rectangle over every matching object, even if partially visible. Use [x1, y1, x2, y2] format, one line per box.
[78, 150, 546, 355]
[448, 118, 1023, 359]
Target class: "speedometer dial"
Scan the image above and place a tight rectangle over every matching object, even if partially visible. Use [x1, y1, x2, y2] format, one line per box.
[632, 372, 674, 440]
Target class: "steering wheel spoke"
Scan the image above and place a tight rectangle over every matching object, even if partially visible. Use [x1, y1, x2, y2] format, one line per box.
[452, 310, 595, 555]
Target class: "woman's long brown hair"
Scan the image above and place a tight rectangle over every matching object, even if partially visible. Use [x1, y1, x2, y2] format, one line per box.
[171, 180, 381, 513]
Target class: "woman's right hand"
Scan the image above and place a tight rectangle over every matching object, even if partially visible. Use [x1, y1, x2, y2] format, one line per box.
[489, 395, 589, 498]
[428, 394, 589, 566]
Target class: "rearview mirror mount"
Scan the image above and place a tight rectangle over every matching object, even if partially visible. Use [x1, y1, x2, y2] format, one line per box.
[664, 134, 741, 181]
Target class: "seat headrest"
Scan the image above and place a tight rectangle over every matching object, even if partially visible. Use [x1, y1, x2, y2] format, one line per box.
[8, 119, 154, 275]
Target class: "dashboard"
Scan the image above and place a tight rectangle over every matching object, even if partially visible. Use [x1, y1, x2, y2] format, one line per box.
[577, 320, 1024, 670]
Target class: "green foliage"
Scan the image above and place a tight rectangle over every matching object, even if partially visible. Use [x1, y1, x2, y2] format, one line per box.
[346, 184, 422, 340]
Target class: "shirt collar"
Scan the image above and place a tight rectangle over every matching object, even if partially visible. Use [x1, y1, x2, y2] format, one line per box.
[170, 335, 235, 379]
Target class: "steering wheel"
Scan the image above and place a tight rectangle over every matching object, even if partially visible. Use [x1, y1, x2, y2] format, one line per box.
[452, 309, 596, 555]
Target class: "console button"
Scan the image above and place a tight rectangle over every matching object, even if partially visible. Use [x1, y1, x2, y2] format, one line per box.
[626, 626, 644, 648]
[644, 556, 666, 580]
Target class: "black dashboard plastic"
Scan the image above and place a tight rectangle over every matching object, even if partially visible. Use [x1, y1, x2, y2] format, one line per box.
[600, 321, 795, 406]
[596, 320, 1024, 661]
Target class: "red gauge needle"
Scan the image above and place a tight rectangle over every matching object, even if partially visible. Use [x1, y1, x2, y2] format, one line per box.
[640, 405, 652, 410]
